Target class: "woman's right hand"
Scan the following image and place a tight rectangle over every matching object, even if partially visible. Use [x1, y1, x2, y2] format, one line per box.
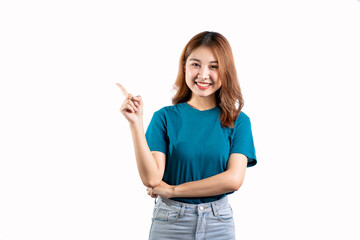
[116, 83, 143, 125]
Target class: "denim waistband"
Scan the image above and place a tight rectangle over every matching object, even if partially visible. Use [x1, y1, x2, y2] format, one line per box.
[157, 196, 229, 216]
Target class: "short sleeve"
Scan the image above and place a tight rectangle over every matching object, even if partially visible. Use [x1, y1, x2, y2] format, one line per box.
[145, 110, 168, 155]
[230, 113, 257, 167]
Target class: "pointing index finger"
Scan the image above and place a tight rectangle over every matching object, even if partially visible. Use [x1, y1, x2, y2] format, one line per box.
[116, 83, 129, 97]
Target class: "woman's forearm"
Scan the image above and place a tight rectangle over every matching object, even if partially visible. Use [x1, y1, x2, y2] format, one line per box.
[172, 170, 243, 198]
[147, 153, 247, 199]
[117, 84, 162, 188]
[129, 121, 163, 188]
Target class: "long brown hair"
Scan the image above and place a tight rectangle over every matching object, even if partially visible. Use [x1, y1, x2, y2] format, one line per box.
[172, 31, 244, 128]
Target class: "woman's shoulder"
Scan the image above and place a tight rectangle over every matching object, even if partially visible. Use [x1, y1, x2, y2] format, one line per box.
[233, 111, 251, 127]
[238, 111, 250, 120]
[154, 103, 186, 115]
[150, 104, 184, 125]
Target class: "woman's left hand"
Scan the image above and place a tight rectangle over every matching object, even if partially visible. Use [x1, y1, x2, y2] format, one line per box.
[146, 181, 175, 199]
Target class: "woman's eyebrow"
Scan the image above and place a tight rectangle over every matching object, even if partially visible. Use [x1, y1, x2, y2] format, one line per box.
[189, 58, 218, 63]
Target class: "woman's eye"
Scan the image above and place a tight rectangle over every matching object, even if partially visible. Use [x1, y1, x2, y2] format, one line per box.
[192, 63, 200, 67]
[210, 65, 218, 69]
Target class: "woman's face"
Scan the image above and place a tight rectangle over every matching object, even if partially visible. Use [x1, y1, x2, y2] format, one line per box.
[185, 47, 222, 101]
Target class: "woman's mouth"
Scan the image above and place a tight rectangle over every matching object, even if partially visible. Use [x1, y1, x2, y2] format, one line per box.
[195, 82, 212, 90]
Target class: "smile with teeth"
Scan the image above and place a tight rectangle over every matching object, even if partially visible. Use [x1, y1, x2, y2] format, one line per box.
[196, 82, 212, 87]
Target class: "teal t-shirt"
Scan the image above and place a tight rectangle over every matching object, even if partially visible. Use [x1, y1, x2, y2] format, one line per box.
[145, 102, 257, 204]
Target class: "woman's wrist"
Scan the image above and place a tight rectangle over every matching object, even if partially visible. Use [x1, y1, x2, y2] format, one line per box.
[170, 185, 176, 198]
[129, 119, 144, 131]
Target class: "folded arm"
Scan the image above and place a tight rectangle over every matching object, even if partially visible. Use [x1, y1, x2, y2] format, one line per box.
[147, 153, 248, 198]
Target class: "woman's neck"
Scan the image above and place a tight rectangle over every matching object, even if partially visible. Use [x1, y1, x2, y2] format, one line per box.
[187, 95, 217, 111]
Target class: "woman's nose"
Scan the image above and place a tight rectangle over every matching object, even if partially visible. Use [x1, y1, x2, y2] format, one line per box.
[198, 67, 210, 79]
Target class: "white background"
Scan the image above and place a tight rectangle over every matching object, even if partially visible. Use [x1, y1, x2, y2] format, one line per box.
[1, 0, 360, 239]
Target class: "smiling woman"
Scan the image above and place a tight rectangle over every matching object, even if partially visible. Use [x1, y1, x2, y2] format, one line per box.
[117, 31, 257, 240]
[173, 31, 243, 128]
[185, 47, 222, 102]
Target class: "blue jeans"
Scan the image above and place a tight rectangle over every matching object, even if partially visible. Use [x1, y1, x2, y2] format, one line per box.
[149, 196, 235, 240]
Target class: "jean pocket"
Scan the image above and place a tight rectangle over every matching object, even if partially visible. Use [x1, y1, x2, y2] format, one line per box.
[216, 205, 234, 222]
[152, 202, 180, 224]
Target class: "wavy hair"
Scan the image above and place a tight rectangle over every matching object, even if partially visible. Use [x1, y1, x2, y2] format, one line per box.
[172, 31, 244, 128]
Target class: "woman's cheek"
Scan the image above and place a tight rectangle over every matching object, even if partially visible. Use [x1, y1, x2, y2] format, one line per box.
[188, 67, 198, 77]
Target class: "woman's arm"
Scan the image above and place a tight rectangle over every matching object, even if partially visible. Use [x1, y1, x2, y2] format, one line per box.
[130, 123, 166, 188]
[117, 83, 166, 188]
[147, 153, 247, 198]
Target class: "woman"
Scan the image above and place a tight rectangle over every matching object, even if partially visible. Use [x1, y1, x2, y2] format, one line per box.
[117, 31, 257, 240]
